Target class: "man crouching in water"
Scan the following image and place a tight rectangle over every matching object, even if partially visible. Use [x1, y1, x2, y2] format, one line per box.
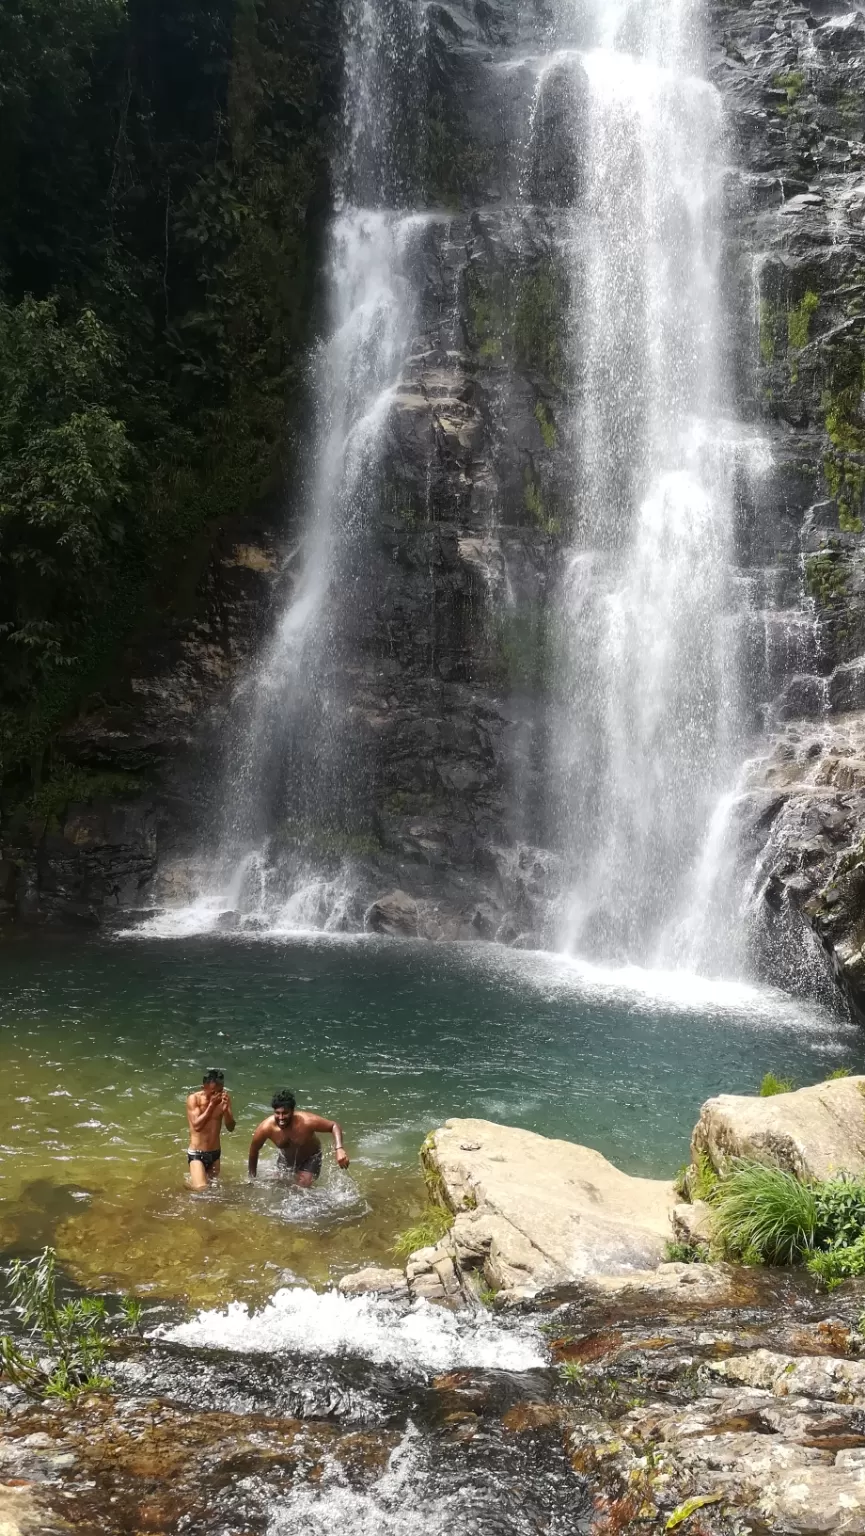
[186, 1069, 235, 1189]
[247, 1090, 349, 1185]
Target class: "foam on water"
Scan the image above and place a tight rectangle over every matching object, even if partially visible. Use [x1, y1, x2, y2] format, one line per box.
[262, 1430, 462, 1536]
[159, 1286, 547, 1374]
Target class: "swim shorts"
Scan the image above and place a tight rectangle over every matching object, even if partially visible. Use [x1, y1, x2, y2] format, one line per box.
[187, 1147, 221, 1170]
[277, 1147, 323, 1179]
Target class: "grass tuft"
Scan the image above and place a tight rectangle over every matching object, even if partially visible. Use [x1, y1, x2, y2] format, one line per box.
[713, 1160, 817, 1264]
[392, 1203, 454, 1262]
[759, 1072, 795, 1097]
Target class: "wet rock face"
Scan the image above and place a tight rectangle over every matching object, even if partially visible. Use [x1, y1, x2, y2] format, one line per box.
[715, 0, 865, 1006]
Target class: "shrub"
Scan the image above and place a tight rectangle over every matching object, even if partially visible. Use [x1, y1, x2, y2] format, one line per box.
[759, 1072, 795, 1096]
[713, 1161, 817, 1264]
[663, 1240, 707, 1264]
[814, 1174, 865, 1251]
[826, 1067, 851, 1080]
[808, 1237, 865, 1289]
[0, 1247, 142, 1402]
[392, 1203, 453, 1262]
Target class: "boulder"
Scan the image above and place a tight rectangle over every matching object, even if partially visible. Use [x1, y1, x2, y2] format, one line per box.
[691, 1076, 865, 1180]
[337, 1266, 408, 1297]
[413, 1119, 676, 1301]
[363, 889, 419, 938]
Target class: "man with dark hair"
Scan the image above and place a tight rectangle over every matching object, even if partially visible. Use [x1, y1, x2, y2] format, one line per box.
[186, 1069, 235, 1189]
[247, 1090, 350, 1185]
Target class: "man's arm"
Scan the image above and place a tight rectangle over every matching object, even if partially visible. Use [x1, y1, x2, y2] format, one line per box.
[307, 1114, 350, 1169]
[186, 1093, 219, 1133]
[221, 1092, 236, 1133]
[247, 1121, 271, 1177]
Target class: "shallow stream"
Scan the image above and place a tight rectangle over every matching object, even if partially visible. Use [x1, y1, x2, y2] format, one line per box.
[1, 933, 860, 1304]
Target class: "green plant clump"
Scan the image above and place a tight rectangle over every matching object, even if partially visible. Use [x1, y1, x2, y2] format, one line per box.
[0, 1247, 142, 1402]
[788, 289, 819, 352]
[21, 762, 148, 826]
[805, 551, 847, 609]
[514, 263, 565, 387]
[663, 1240, 707, 1264]
[774, 69, 806, 107]
[712, 1161, 818, 1264]
[534, 400, 557, 449]
[392, 1202, 454, 1262]
[759, 1071, 795, 1096]
[690, 1149, 719, 1202]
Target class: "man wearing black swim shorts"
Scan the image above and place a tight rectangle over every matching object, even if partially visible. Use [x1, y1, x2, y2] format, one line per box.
[186, 1069, 235, 1189]
[247, 1090, 349, 1186]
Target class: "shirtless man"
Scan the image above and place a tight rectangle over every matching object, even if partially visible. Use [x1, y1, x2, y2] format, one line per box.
[186, 1069, 235, 1188]
[247, 1090, 349, 1186]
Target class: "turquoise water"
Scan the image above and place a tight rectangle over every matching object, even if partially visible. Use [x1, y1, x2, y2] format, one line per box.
[1, 932, 861, 1301]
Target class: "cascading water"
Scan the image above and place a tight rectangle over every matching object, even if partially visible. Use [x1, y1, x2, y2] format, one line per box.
[174, 0, 427, 929]
[547, 0, 749, 970]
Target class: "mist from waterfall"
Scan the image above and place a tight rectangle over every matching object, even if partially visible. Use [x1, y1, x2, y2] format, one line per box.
[547, 0, 748, 972]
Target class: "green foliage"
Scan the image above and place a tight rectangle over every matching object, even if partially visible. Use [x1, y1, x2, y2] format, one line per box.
[16, 762, 148, 827]
[712, 1161, 818, 1264]
[523, 469, 561, 535]
[477, 1280, 499, 1308]
[663, 1240, 707, 1264]
[773, 69, 805, 106]
[805, 551, 847, 608]
[0, 0, 335, 781]
[465, 265, 506, 360]
[392, 1203, 454, 1261]
[814, 1174, 865, 1251]
[822, 342, 865, 533]
[514, 263, 566, 387]
[690, 1150, 719, 1202]
[759, 1071, 795, 1096]
[559, 1360, 583, 1384]
[787, 289, 819, 352]
[0, 1247, 140, 1402]
[809, 1235, 865, 1288]
[714, 1163, 865, 1278]
[827, 1067, 851, 1080]
[534, 400, 557, 448]
[0, 298, 133, 688]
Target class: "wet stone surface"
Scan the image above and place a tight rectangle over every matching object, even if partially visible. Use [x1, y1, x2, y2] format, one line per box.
[5, 1273, 865, 1534]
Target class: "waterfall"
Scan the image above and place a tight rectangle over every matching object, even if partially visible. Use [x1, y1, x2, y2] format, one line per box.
[547, 0, 747, 969]
[179, 0, 428, 928]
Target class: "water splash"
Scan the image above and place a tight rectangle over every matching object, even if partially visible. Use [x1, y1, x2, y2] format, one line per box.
[159, 1286, 547, 1375]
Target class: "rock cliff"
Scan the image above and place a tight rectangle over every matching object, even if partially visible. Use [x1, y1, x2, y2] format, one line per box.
[6, 0, 865, 1015]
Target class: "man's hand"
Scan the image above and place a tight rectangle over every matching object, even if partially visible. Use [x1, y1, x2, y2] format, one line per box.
[336, 1149, 350, 1169]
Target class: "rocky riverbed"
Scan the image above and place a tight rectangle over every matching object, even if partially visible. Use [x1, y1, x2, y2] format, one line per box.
[6, 1082, 865, 1534]
[4, 1266, 865, 1535]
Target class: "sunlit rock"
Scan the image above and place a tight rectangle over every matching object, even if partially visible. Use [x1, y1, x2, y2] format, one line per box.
[692, 1076, 865, 1180]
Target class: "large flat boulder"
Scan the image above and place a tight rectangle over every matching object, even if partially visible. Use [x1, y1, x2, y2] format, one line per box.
[414, 1118, 676, 1301]
[692, 1077, 865, 1181]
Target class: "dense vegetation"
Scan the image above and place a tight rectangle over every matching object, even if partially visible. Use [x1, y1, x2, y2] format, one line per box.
[0, 0, 338, 788]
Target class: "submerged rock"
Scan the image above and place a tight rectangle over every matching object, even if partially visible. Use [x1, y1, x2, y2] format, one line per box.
[409, 1118, 676, 1302]
[692, 1075, 865, 1180]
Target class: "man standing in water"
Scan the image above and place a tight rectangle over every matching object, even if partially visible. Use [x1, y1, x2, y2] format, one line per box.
[186, 1069, 235, 1188]
[247, 1090, 349, 1185]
